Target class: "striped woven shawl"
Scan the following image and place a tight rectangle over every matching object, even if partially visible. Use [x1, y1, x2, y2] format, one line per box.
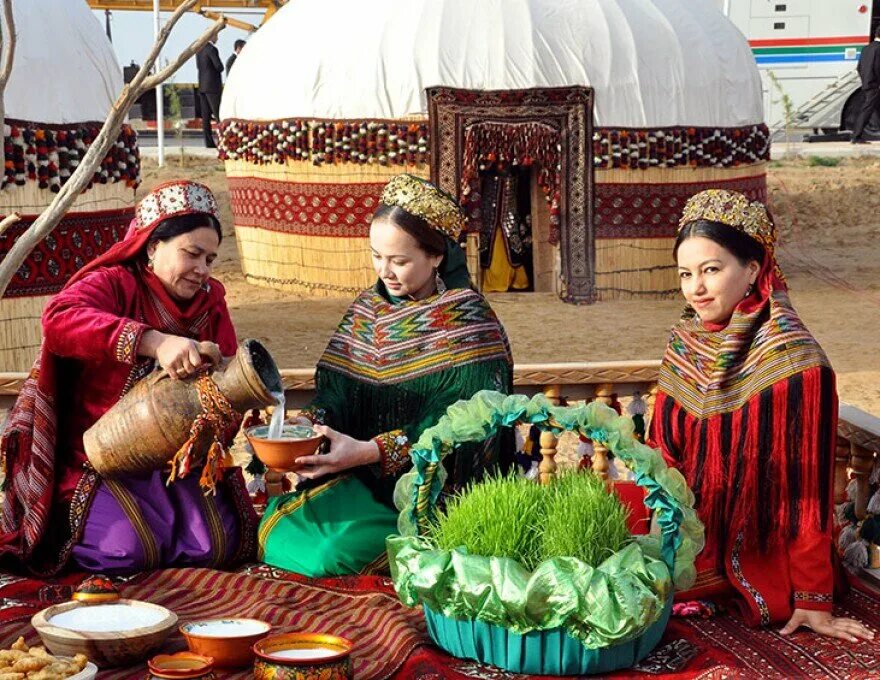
[659, 288, 829, 420]
[318, 287, 511, 386]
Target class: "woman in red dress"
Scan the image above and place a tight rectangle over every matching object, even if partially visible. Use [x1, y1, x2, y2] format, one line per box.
[651, 189, 872, 642]
[0, 180, 256, 575]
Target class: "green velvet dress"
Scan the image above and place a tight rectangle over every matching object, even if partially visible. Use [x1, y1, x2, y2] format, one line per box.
[258, 243, 514, 576]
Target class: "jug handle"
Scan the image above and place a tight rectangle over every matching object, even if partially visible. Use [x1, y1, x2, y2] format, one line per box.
[147, 342, 223, 385]
[196, 341, 223, 370]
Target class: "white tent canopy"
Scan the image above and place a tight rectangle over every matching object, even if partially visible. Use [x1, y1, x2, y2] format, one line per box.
[221, 0, 763, 127]
[4, 0, 121, 123]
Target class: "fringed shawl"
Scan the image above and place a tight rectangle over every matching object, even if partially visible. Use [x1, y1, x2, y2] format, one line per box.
[654, 260, 834, 560]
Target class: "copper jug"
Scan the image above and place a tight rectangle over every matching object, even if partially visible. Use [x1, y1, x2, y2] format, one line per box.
[83, 338, 283, 478]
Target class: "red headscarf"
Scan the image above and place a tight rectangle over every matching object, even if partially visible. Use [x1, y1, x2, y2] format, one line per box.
[67, 179, 226, 332]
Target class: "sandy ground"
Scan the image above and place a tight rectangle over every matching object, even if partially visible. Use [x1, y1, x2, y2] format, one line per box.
[138, 156, 880, 416]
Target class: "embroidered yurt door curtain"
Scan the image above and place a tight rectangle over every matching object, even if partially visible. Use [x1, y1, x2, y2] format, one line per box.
[427, 86, 596, 304]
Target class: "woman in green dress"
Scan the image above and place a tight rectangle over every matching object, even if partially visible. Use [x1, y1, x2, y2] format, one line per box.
[258, 174, 514, 576]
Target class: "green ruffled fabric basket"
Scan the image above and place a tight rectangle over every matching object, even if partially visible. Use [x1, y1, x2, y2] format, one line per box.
[423, 599, 672, 676]
[388, 391, 704, 676]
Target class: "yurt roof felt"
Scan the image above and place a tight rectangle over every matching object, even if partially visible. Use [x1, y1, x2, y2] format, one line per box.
[220, 0, 763, 127]
[4, 0, 122, 123]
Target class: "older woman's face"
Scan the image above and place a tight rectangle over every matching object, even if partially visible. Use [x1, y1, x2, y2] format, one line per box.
[370, 217, 443, 300]
[676, 236, 760, 325]
[148, 227, 219, 301]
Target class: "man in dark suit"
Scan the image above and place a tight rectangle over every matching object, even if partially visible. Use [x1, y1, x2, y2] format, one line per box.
[196, 36, 224, 148]
[852, 26, 880, 144]
[226, 39, 246, 75]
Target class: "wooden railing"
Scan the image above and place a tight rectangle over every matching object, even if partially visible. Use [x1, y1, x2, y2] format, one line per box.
[1, 361, 878, 564]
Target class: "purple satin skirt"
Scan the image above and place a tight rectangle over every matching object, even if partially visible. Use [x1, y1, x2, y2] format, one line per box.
[71, 470, 242, 574]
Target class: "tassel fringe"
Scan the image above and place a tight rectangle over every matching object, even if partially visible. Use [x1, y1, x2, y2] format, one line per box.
[838, 523, 858, 551]
[843, 539, 869, 569]
[165, 374, 239, 495]
[868, 489, 880, 516]
[846, 478, 859, 502]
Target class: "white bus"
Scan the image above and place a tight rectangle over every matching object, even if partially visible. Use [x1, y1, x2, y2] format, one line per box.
[718, 0, 880, 135]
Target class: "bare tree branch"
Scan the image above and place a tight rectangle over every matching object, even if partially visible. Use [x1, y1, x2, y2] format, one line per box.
[0, 212, 19, 238]
[0, 0, 17, 186]
[0, 2, 226, 297]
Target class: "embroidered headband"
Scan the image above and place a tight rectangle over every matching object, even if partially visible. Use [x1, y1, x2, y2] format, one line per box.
[134, 180, 221, 233]
[678, 189, 775, 255]
[380, 174, 465, 241]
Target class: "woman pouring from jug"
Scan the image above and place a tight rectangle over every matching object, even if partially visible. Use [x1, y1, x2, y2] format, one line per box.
[0, 180, 257, 575]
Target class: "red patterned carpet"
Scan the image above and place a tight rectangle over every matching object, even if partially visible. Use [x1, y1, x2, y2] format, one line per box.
[0, 566, 877, 679]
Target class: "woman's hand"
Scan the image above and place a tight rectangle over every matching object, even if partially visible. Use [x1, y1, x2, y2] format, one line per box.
[141, 330, 221, 380]
[780, 608, 875, 642]
[295, 425, 380, 480]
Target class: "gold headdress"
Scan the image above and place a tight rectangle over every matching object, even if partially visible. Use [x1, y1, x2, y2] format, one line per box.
[678, 189, 775, 255]
[678, 189, 785, 282]
[678, 189, 776, 253]
[380, 174, 465, 241]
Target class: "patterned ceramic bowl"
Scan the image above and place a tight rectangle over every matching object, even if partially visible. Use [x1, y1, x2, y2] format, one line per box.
[253, 633, 353, 680]
[180, 618, 271, 668]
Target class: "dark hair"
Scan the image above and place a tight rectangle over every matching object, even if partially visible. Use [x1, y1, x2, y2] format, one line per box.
[148, 213, 222, 246]
[875, 25, 880, 39]
[673, 219, 764, 266]
[372, 204, 446, 258]
[234, 39, 246, 50]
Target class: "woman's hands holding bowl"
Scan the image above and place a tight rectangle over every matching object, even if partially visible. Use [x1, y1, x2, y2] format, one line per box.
[295, 425, 380, 480]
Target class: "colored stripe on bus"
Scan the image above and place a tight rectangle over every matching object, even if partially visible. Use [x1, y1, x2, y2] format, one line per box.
[755, 54, 858, 64]
[752, 45, 862, 55]
[749, 35, 869, 48]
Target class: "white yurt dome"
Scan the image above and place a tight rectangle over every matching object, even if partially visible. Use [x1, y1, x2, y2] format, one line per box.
[222, 0, 763, 126]
[5, 0, 121, 123]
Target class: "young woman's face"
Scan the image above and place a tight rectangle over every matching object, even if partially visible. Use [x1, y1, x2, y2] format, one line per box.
[676, 236, 760, 325]
[148, 227, 219, 301]
[369, 217, 443, 299]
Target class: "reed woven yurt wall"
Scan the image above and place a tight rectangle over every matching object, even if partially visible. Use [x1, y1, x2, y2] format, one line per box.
[0, 1, 140, 371]
[225, 138, 429, 297]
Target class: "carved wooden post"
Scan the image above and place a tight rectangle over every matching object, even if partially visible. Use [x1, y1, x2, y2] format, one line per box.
[265, 470, 285, 498]
[539, 430, 557, 486]
[834, 434, 852, 504]
[592, 439, 611, 481]
[870, 544, 880, 570]
[645, 382, 659, 438]
[543, 384, 562, 406]
[594, 383, 613, 408]
[850, 444, 875, 520]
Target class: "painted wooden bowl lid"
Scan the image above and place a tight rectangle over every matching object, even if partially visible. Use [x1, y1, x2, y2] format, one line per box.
[72, 575, 120, 603]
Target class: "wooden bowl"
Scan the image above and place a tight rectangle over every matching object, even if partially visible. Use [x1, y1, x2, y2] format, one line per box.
[180, 618, 271, 668]
[31, 599, 177, 667]
[245, 425, 323, 472]
[253, 633, 353, 680]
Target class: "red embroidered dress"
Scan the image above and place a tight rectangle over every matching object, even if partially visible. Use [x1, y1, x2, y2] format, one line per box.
[650, 253, 836, 626]
[0, 181, 256, 575]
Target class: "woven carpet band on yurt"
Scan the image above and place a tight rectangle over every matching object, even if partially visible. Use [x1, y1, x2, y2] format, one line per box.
[220, 117, 768, 301]
[0, 565, 877, 679]
[0, 123, 139, 372]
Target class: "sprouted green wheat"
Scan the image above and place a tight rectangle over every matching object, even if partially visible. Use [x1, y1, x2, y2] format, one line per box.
[429, 472, 631, 570]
